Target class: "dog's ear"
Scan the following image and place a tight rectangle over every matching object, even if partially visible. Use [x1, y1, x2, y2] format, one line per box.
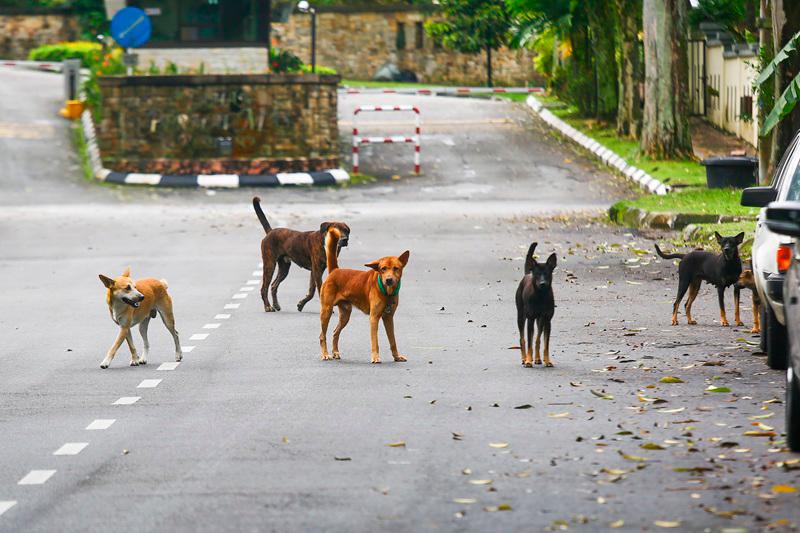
[399, 250, 410, 266]
[546, 253, 557, 270]
[365, 260, 381, 271]
[714, 231, 723, 244]
[319, 222, 331, 235]
[99, 274, 115, 288]
[734, 232, 745, 244]
[121, 267, 131, 277]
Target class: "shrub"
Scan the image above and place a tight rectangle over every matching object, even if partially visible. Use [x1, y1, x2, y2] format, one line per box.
[28, 41, 103, 68]
[269, 48, 303, 73]
[300, 64, 338, 75]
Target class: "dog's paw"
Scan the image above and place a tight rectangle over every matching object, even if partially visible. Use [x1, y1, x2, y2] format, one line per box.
[273, 303, 281, 311]
[545, 362, 554, 368]
[321, 353, 332, 361]
[720, 320, 730, 327]
[100, 363, 109, 369]
[687, 319, 698, 325]
[523, 362, 533, 368]
[139, 357, 147, 365]
[297, 301, 307, 312]
[751, 327, 761, 334]
[175, 353, 182, 362]
[264, 305, 276, 312]
[393, 355, 407, 362]
[332, 351, 341, 360]
[371, 355, 382, 364]
[130, 360, 139, 367]
[736, 321, 744, 327]
[534, 360, 542, 365]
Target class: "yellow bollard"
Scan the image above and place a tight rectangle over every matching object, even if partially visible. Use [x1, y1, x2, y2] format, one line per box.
[59, 100, 84, 120]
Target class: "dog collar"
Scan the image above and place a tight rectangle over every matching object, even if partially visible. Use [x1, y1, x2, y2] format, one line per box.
[378, 275, 401, 296]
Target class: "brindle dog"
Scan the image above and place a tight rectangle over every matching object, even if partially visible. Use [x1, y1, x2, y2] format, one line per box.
[253, 197, 350, 312]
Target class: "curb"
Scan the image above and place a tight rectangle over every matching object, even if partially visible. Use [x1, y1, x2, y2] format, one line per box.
[608, 202, 756, 231]
[525, 95, 669, 196]
[80, 110, 350, 188]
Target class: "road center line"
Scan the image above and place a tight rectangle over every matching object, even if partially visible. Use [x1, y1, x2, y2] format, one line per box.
[251, 270, 261, 276]
[181, 346, 195, 353]
[137, 379, 162, 389]
[238, 287, 254, 292]
[113, 397, 140, 405]
[214, 314, 231, 319]
[224, 303, 240, 309]
[18, 470, 56, 485]
[203, 323, 221, 329]
[0, 501, 16, 517]
[189, 333, 209, 341]
[158, 362, 180, 371]
[53, 442, 89, 456]
[232, 293, 248, 299]
[86, 419, 115, 430]
[246, 279, 260, 285]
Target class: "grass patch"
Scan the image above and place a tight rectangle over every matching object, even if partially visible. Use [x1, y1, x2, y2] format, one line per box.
[670, 221, 756, 258]
[538, 97, 706, 188]
[340, 172, 378, 187]
[619, 188, 758, 217]
[70, 122, 94, 182]
[340, 79, 441, 89]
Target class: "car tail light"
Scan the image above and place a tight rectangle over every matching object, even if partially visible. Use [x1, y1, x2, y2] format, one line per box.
[777, 244, 793, 274]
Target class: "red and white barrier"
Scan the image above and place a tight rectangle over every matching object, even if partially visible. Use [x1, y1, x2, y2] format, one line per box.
[342, 86, 545, 96]
[0, 60, 63, 72]
[352, 105, 420, 175]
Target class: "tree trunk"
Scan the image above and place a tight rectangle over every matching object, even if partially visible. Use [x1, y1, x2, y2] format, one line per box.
[486, 44, 493, 87]
[770, 0, 800, 172]
[758, 0, 774, 183]
[615, 0, 643, 138]
[641, 0, 692, 158]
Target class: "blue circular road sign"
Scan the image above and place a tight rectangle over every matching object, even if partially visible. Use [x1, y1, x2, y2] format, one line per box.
[110, 7, 152, 49]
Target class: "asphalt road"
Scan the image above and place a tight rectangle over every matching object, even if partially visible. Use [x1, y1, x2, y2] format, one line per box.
[1, 68, 798, 532]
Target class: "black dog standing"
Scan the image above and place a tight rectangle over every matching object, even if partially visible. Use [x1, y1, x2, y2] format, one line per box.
[655, 231, 744, 326]
[516, 243, 557, 367]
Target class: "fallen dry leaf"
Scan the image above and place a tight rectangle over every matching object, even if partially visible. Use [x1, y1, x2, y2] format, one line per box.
[548, 412, 571, 418]
[610, 519, 624, 528]
[453, 498, 477, 504]
[654, 520, 681, 528]
[660, 376, 684, 384]
[387, 441, 406, 447]
[489, 442, 509, 449]
[772, 484, 797, 494]
[469, 479, 492, 485]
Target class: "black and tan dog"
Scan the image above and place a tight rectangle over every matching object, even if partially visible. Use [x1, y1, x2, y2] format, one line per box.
[515, 242, 557, 367]
[253, 197, 350, 312]
[735, 265, 762, 333]
[655, 231, 744, 326]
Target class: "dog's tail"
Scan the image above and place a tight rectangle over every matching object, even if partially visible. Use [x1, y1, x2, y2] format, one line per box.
[524, 242, 538, 273]
[324, 227, 341, 273]
[252, 197, 272, 234]
[654, 244, 685, 260]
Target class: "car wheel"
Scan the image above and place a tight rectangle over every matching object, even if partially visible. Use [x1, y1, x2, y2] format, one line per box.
[760, 304, 768, 352]
[787, 367, 800, 452]
[767, 305, 788, 370]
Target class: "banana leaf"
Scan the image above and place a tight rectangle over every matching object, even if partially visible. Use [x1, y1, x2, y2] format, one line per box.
[757, 29, 800, 87]
[760, 73, 800, 137]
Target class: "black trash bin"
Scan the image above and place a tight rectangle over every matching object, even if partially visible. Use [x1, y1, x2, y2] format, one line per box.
[702, 156, 758, 189]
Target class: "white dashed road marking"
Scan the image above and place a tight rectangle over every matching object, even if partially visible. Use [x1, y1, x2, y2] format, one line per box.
[251, 270, 261, 276]
[232, 293, 248, 299]
[113, 397, 140, 405]
[158, 362, 180, 371]
[86, 419, 115, 430]
[239, 286, 254, 292]
[246, 279, 260, 285]
[53, 442, 88, 456]
[224, 303, 240, 309]
[189, 333, 209, 341]
[181, 346, 195, 353]
[214, 314, 231, 319]
[137, 379, 162, 389]
[18, 470, 56, 485]
[0, 501, 16, 516]
[203, 323, 221, 329]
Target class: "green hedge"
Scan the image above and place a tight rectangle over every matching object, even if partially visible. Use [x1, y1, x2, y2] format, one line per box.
[28, 42, 102, 68]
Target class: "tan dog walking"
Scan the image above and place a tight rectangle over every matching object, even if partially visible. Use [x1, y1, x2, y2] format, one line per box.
[98, 268, 181, 369]
[318, 227, 410, 363]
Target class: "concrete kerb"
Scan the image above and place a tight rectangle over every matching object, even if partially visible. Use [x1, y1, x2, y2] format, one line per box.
[79, 110, 350, 188]
[525, 95, 669, 196]
[608, 202, 756, 231]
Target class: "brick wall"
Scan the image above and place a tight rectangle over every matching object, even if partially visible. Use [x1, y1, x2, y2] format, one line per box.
[0, 8, 79, 59]
[273, 5, 541, 86]
[96, 73, 340, 175]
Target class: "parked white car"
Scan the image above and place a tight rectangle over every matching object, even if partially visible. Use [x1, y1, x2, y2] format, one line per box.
[742, 132, 800, 369]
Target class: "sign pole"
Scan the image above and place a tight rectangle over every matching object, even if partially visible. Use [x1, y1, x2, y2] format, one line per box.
[127, 47, 133, 76]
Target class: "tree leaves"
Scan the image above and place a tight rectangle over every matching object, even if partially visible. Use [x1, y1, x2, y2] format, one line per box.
[659, 376, 684, 383]
[757, 30, 800, 87]
[761, 73, 800, 137]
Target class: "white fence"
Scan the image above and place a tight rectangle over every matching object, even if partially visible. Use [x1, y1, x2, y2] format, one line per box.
[688, 38, 759, 147]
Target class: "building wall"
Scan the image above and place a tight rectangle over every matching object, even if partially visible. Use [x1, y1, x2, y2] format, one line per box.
[136, 47, 269, 73]
[272, 7, 540, 86]
[0, 9, 79, 59]
[96, 73, 339, 174]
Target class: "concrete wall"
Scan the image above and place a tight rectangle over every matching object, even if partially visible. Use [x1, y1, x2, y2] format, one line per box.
[688, 39, 758, 147]
[0, 8, 79, 59]
[96, 73, 339, 174]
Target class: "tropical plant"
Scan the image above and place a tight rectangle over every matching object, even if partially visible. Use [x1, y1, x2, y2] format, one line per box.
[269, 48, 304, 73]
[425, 0, 513, 87]
[757, 29, 800, 137]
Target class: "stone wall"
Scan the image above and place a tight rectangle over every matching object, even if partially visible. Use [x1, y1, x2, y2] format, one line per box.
[273, 5, 541, 86]
[136, 47, 269, 74]
[0, 8, 79, 59]
[96, 73, 340, 175]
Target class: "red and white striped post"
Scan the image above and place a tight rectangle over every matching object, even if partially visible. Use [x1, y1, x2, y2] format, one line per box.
[352, 105, 421, 175]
